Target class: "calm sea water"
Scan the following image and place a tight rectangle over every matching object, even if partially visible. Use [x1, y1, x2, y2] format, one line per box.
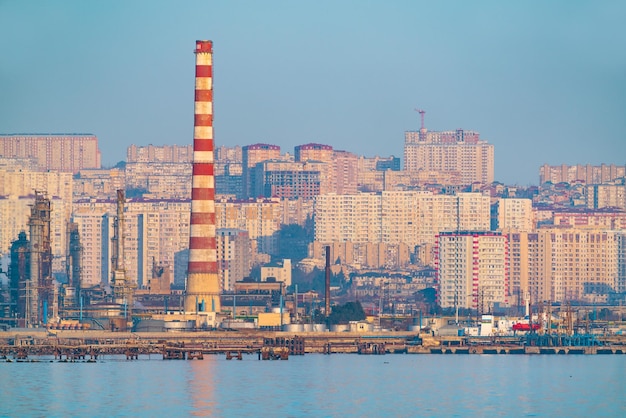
[1, 354, 624, 417]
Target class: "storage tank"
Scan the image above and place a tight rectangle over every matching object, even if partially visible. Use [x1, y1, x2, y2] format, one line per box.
[283, 323, 304, 332]
[164, 320, 195, 331]
[312, 323, 327, 332]
[331, 324, 350, 332]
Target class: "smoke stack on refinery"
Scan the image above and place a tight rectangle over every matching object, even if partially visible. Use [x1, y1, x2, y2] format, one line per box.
[183, 40, 221, 315]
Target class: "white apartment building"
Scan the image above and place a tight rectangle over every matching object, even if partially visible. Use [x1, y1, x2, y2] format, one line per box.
[497, 198, 534, 232]
[435, 231, 509, 310]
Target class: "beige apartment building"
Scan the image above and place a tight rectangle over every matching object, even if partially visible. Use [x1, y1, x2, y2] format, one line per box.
[314, 191, 491, 265]
[214, 197, 283, 256]
[310, 241, 411, 270]
[435, 231, 509, 310]
[404, 129, 494, 185]
[539, 163, 626, 185]
[0, 134, 101, 173]
[73, 168, 125, 199]
[585, 183, 626, 210]
[497, 198, 534, 232]
[506, 228, 625, 305]
[216, 228, 253, 292]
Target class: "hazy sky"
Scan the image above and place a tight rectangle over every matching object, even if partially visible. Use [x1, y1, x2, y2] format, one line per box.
[1, 1, 625, 185]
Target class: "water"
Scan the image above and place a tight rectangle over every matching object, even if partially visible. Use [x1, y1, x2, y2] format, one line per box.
[1, 354, 624, 417]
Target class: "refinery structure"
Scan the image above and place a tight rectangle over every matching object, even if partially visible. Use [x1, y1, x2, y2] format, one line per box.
[1, 39, 626, 339]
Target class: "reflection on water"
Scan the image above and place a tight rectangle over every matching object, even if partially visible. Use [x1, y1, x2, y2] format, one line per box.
[0, 354, 624, 416]
[187, 357, 216, 416]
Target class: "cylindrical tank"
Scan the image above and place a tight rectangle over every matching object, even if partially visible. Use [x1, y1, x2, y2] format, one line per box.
[282, 323, 304, 332]
[313, 323, 327, 332]
[164, 320, 194, 332]
[331, 324, 350, 332]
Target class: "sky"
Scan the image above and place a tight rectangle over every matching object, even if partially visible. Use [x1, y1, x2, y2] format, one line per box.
[1, 1, 625, 185]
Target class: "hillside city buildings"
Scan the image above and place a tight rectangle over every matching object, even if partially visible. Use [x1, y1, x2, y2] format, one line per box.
[1, 127, 626, 319]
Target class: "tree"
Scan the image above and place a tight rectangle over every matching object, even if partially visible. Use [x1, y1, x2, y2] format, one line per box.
[324, 301, 366, 325]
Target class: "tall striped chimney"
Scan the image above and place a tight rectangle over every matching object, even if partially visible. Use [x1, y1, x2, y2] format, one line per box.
[184, 40, 221, 313]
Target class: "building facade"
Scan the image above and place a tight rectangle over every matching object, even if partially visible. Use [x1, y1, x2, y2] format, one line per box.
[404, 129, 494, 185]
[435, 231, 509, 311]
[0, 134, 101, 173]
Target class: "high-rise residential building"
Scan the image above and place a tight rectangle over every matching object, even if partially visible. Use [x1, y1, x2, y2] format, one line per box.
[215, 145, 243, 197]
[586, 183, 626, 210]
[314, 191, 491, 262]
[214, 197, 283, 256]
[332, 150, 358, 195]
[242, 144, 280, 198]
[295, 143, 334, 163]
[127, 144, 193, 163]
[506, 228, 625, 305]
[253, 160, 322, 199]
[0, 134, 101, 173]
[496, 198, 534, 232]
[216, 228, 253, 291]
[435, 231, 509, 310]
[125, 144, 193, 199]
[552, 209, 626, 229]
[72, 198, 191, 287]
[539, 163, 626, 185]
[404, 129, 494, 185]
[71, 210, 111, 287]
[73, 168, 125, 199]
[314, 193, 383, 244]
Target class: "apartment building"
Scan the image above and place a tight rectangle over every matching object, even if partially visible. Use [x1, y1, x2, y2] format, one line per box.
[314, 191, 491, 265]
[0, 134, 101, 173]
[253, 160, 322, 199]
[242, 144, 281, 198]
[73, 168, 125, 199]
[216, 228, 253, 291]
[506, 228, 625, 305]
[435, 231, 509, 310]
[496, 198, 534, 232]
[214, 197, 283, 256]
[539, 163, 626, 185]
[404, 129, 494, 185]
[215, 145, 243, 197]
[586, 183, 626, 210]
[125, 144, 193, 199]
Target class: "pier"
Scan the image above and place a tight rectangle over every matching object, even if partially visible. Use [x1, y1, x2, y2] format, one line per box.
[1, 329, 625, 361]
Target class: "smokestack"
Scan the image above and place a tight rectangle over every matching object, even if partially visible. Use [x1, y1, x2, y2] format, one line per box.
[325, 246, 331, 317]
[184, 40, 221, 313]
